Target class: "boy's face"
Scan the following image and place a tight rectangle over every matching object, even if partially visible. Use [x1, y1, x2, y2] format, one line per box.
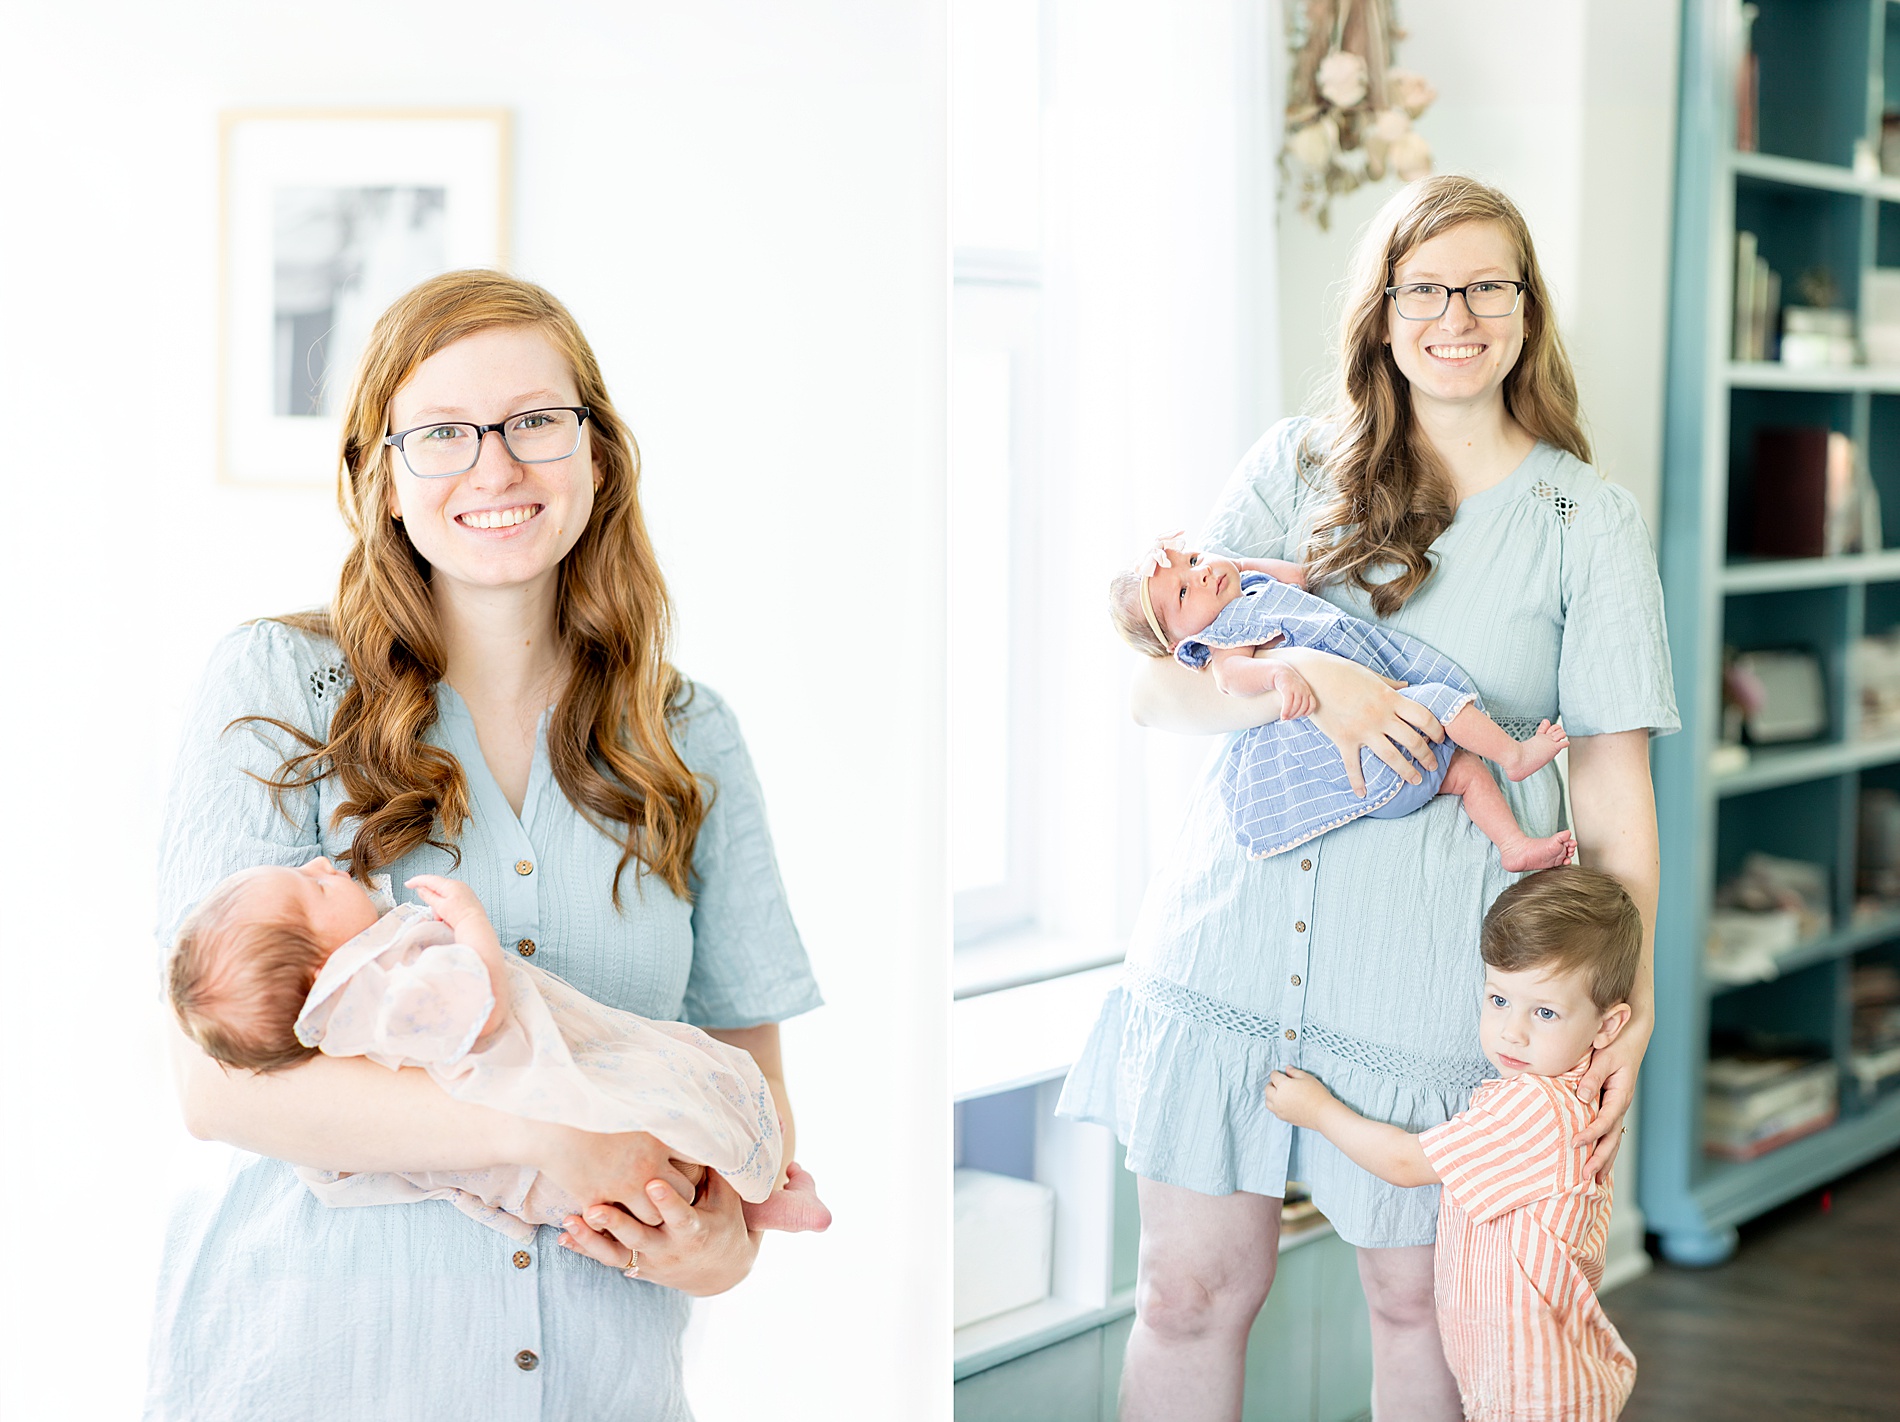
[1149, 548, 1244, 643]
[1478, 962, 1628, 1079]
[239, 858, 382, 950]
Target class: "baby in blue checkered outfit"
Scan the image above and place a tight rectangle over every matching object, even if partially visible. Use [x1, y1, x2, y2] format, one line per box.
[1109, 535, 1575, 870]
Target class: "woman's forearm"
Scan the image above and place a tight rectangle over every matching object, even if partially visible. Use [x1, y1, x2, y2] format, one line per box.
[1129, 652, 1284, 733]
[168, 1018, 532, 1173]
[1566, 731, 1660, 1021]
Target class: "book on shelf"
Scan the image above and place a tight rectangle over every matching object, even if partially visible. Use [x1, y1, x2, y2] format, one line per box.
[1735, 3, 1758, 153]
[1704, 1055, 1838, 1160]
[1741, 427, 1875, 559]
[1732, 231, 1778, 362]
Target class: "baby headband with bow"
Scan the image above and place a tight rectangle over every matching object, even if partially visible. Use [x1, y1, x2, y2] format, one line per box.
[1136, 531, 1185, 652]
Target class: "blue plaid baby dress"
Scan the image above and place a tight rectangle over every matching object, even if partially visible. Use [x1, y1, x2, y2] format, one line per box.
[1174, 570, 1479, 858]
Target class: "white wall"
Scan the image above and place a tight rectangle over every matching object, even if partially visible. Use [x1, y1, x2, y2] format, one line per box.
[0, 3, 947, 1418]
[1277, 0, 1680, 527]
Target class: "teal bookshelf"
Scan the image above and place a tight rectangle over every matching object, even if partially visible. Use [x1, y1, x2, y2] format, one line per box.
[1651, 0, 1900, 1264]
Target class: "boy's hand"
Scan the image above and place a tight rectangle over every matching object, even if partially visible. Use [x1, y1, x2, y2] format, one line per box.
[1274, 667, 1317, 721]
[1263, 1067, 1336, 1128]
[405, 875, 491, 936]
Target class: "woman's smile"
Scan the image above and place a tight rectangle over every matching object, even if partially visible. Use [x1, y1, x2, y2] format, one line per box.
[455, 502, 546, 532]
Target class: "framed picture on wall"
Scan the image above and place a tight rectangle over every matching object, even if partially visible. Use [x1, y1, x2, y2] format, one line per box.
[219, 108, 511, 487]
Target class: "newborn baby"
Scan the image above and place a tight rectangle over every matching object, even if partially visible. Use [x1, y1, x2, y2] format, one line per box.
[167, 858, 829, 1240]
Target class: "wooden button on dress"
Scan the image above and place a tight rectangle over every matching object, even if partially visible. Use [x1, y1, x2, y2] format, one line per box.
[1300, 859, 1312, 871]
[516, 938, 536, 957]
[1294, 920, 1306, 932]
[512, 1250, 531, 1269]
[1284, 1029, 1297, 1041]
[515, 859, 534, 876]
[515, 1350, 539, 1371]
[1290, 974, 1301, 986]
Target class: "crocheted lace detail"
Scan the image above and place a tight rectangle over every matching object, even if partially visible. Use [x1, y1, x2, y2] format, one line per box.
[309, 664, 352, 703]
[1494, 716, 1543, 740]
[1531, 479, 1579, 526]
[1123, 965, 1491, 1094]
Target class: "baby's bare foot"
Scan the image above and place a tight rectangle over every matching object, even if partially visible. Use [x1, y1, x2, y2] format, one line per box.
[1500, 829, 1576, 873]
[1505, 719, 1569, 782]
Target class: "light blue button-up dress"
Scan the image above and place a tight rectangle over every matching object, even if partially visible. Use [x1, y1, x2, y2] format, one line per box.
[145, 620, 822, 1421]
[1058, 418, 1678, 1248]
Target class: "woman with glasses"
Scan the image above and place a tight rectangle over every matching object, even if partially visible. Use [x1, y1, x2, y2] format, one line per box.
[148, 270, 820, 1419]
[1059, 174, 1677, 1420]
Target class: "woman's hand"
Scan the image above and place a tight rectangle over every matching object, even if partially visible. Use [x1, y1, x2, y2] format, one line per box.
[558, 1172, 760, 1296]
[1278, 649, 1445, 795]
[1573, 1012, 1652, 1181]
[532, 1122, 703, 1227]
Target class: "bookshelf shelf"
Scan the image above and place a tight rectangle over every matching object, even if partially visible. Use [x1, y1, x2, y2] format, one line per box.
[1721, 548, 1900, 588]
[1712, 736, 1900, 794]
[1725, 361, 1900, 392]
[1650, 0, 1900, 1267]
[1706, 909, 1900, 995]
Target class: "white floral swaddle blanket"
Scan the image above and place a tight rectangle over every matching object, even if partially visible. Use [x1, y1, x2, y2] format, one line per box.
[291, 902, 781, 1241]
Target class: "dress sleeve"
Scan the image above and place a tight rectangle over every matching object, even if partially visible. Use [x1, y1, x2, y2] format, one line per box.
[1556, 481, 1681, 738]
[154, 622, 330, 954]
[1418, 1076, 1569, 1223]
[676, 686, 824, 1029]
[1200, 417, 1323, 561]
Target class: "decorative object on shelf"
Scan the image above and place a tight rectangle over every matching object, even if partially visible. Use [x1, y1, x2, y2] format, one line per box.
[1726, 649, 1826, 743]
[1858, 789, 1900, 900]
[1850, 962, 1900, 1097]
[1734, 3, 1759, 152]
[1854, 639, 1900, 740]
[218, 109, 511, 487]
[1704, 1053, 1839, 1160]
[1732, 230, 1779, 362]
[953, 1168, 1055, 1329]
[1779, 268, 1856, 368]
[1882, 109, 1900, 178]
[1779, 307, 1857, 369]
[1282, 0, 1435, 230]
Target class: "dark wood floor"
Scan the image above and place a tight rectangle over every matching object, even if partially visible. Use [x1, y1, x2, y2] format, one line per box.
[1603, 1148, 1900, 1421]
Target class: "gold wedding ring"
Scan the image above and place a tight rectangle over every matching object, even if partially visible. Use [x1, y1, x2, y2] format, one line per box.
[621, 1249, 641, 1280]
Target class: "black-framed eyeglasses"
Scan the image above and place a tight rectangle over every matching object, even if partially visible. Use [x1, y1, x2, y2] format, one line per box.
[383, 406, 593, 478]
[1384, 281, 1527, 321]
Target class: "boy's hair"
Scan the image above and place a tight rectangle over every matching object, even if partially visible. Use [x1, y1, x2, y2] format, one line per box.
[1480, 867, 1641, 1011]
[1108, 569, 1172, 658]
[168, 875, 327, 1073]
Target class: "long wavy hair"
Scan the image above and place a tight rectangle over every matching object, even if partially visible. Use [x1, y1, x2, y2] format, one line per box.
[1301, 175, 1591, 617]
[255, 270, 706, 905]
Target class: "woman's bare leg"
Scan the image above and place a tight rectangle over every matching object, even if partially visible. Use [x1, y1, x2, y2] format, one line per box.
[1355, 1244, 1461, 1421]
[1120, 1178, 1282, 1422]
[1439, 749, 1574, 871]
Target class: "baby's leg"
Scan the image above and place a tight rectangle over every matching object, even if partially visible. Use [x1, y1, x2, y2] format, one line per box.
[1438, 750, 1576, 872]
[1445, 705, 1568, 783]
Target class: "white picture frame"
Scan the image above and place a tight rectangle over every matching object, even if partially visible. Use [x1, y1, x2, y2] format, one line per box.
[219, 108, 511, 487]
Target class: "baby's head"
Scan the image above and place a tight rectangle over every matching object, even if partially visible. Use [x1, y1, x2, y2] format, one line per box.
[1108, 544, 1245, 657]
[167, 858, 381, 1072]
[1476, 867, 1640, 1079]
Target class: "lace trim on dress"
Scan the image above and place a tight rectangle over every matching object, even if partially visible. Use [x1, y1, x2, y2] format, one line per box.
[1123, 964, 1491, 1094]
[309, 664, 352, 702]
[1531, 479, 1580, 526]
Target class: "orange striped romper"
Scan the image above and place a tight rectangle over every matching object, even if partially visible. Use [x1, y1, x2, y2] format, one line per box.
[1417, 1064, 1637, 1421]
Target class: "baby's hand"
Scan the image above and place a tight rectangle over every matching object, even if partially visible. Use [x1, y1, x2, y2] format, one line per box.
[1263, 1067, 1336, 1128]
[1275, 666, 1317, 721]
[405, 875, 491, 936]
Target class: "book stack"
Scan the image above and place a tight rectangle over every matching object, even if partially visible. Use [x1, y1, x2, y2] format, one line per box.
[1704, 1055, 1839, 1161]
[1732, 231, 1778, 362]
[1851, 963, 1900, 1099]
[1743, 426, 1880, 558]
[1864, 269, 1900, 367]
